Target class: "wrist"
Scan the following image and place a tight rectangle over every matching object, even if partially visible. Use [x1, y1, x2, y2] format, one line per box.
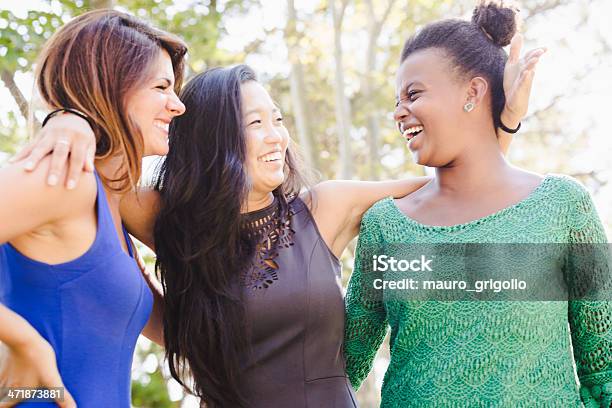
[500, 108, 521, 129]
[9, 329, 44, 352]
[42, 108, 92, 129]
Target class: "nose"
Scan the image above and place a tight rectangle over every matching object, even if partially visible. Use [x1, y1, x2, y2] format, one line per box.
[264, 123, 283, 144]
[393, 102, 410, 132]
[393, 101, 410, 122]
[167, 91, 186, 117]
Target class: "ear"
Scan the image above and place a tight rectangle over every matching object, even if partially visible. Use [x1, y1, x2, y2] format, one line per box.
[466, 77, 489, 108]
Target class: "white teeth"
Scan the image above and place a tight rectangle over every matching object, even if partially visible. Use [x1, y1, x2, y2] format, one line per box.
[259, 151, 282, 162]
[403, 125, 424, 139]
[154, 120, 169, 132]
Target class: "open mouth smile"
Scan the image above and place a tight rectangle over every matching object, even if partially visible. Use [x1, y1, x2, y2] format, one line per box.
[402, 125, 424, 141]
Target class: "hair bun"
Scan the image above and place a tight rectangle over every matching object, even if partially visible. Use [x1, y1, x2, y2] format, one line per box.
[472, 0, 520, 47]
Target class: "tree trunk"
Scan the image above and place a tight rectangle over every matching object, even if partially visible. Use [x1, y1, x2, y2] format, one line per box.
[1, 70, 29, 119]
[330, 0, 352, 179]
[363, 32, 380, 179]
[286, 0, 317, 168]
[362, 0, 395, 180]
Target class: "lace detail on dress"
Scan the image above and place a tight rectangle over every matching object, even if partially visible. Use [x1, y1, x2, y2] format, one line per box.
[241, 198, 296, 290]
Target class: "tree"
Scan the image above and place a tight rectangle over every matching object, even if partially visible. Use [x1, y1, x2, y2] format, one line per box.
[285, 0, 317, 168]
[329, 0, 354, 178]
[361, 0, 395, 180]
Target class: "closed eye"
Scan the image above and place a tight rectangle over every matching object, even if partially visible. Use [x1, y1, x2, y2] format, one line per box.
[396, 90, 422, 107]
[408, 90, 421, 102]
[249, 120, 262, 125]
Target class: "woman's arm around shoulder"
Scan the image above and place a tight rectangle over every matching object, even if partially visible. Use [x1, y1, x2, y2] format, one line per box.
[304, 177, 429, 258]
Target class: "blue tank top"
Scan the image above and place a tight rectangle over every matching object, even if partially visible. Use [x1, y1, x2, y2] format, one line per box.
[0, 172, 153, 407]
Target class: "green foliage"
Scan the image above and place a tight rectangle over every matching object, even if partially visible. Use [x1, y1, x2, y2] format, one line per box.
[131, 342, 178, 408]
[0, 112, 26, 155]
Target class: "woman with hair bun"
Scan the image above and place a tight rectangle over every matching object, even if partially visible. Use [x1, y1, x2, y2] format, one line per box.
[344, 1, 611, 407]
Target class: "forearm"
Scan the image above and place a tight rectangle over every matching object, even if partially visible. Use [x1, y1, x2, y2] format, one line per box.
[139, 262, 164, 346]
[345, 177, 430, 238]
[142, 288, 164, 346]
[371, 177, 431, 200]
[312, 177, 430, 255]
[0, 304, 41, 348]
[344, 279, 388, 389]
[570, 300, 612, 408]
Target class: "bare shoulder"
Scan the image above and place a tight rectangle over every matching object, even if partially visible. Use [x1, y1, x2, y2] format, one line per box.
[507, 168, 545, 192]
[394, 180, 430, 207]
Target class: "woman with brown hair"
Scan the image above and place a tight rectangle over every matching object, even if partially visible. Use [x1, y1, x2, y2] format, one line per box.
[0, 10, 186, 407]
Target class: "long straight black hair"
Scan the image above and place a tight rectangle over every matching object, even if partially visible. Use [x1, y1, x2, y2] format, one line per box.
[153, 65, 308, 407]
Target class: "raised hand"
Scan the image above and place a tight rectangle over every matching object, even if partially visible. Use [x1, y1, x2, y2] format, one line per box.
[503, 33, 547, 122]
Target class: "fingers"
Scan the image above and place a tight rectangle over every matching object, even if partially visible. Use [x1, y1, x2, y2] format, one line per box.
[84, 144, 96, 173]
[8, 140, 36, 164]
[42, 368, 76, 408]
[47, 140, 71, 187]
[56, 387, 76, 408]
[522, 47, 547, 64]
[65, 140, 88, 190]
[0, 398, 22, 407]
[519, 68, 536, 89]
[20, 134, 56, 172]
[508, 33, 523, 64]
[524, 56, 541, 71]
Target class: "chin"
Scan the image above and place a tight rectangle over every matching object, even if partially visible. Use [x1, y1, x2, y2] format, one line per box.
[146, 144, 169, 157]
[267, 176, 285, 191]
[411, 151, 426, 166]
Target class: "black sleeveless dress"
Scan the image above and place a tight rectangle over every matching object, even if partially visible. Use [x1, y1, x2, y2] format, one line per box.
[239, 196, 357, 407]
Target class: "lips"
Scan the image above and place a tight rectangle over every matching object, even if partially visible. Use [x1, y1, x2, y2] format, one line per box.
[258, 151, 282, 163]
[153, 119, 170, 133]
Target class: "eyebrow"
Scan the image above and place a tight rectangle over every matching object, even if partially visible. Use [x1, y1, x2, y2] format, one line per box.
[244, 106, 282, 116]
[157, 77, 173, 86]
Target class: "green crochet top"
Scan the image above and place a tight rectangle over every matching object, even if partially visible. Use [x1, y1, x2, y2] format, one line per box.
[344, 175, 611, 407]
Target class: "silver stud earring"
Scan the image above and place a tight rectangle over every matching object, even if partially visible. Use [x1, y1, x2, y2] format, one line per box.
[463, 102, 475, 113]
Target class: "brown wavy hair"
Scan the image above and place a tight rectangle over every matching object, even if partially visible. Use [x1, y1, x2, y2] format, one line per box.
[35, 9, 187, 192]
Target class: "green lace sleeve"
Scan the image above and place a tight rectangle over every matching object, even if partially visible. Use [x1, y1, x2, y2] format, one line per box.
[566, 182, 612, 408]
[344, 207, 388, 390]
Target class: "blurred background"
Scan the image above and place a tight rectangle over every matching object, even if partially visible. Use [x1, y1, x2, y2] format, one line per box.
[1, 0, 610, 406]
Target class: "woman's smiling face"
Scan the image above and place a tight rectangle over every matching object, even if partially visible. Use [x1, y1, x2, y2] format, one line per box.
[241, 81, 289, 195]
[125, 49, 185, 157]
[394, 48, 477, 167]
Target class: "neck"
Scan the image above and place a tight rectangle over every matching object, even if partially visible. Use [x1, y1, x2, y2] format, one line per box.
[95, 155, 130, 202]
[434, 130, 511, 194]
[242, 191, 274, 213]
